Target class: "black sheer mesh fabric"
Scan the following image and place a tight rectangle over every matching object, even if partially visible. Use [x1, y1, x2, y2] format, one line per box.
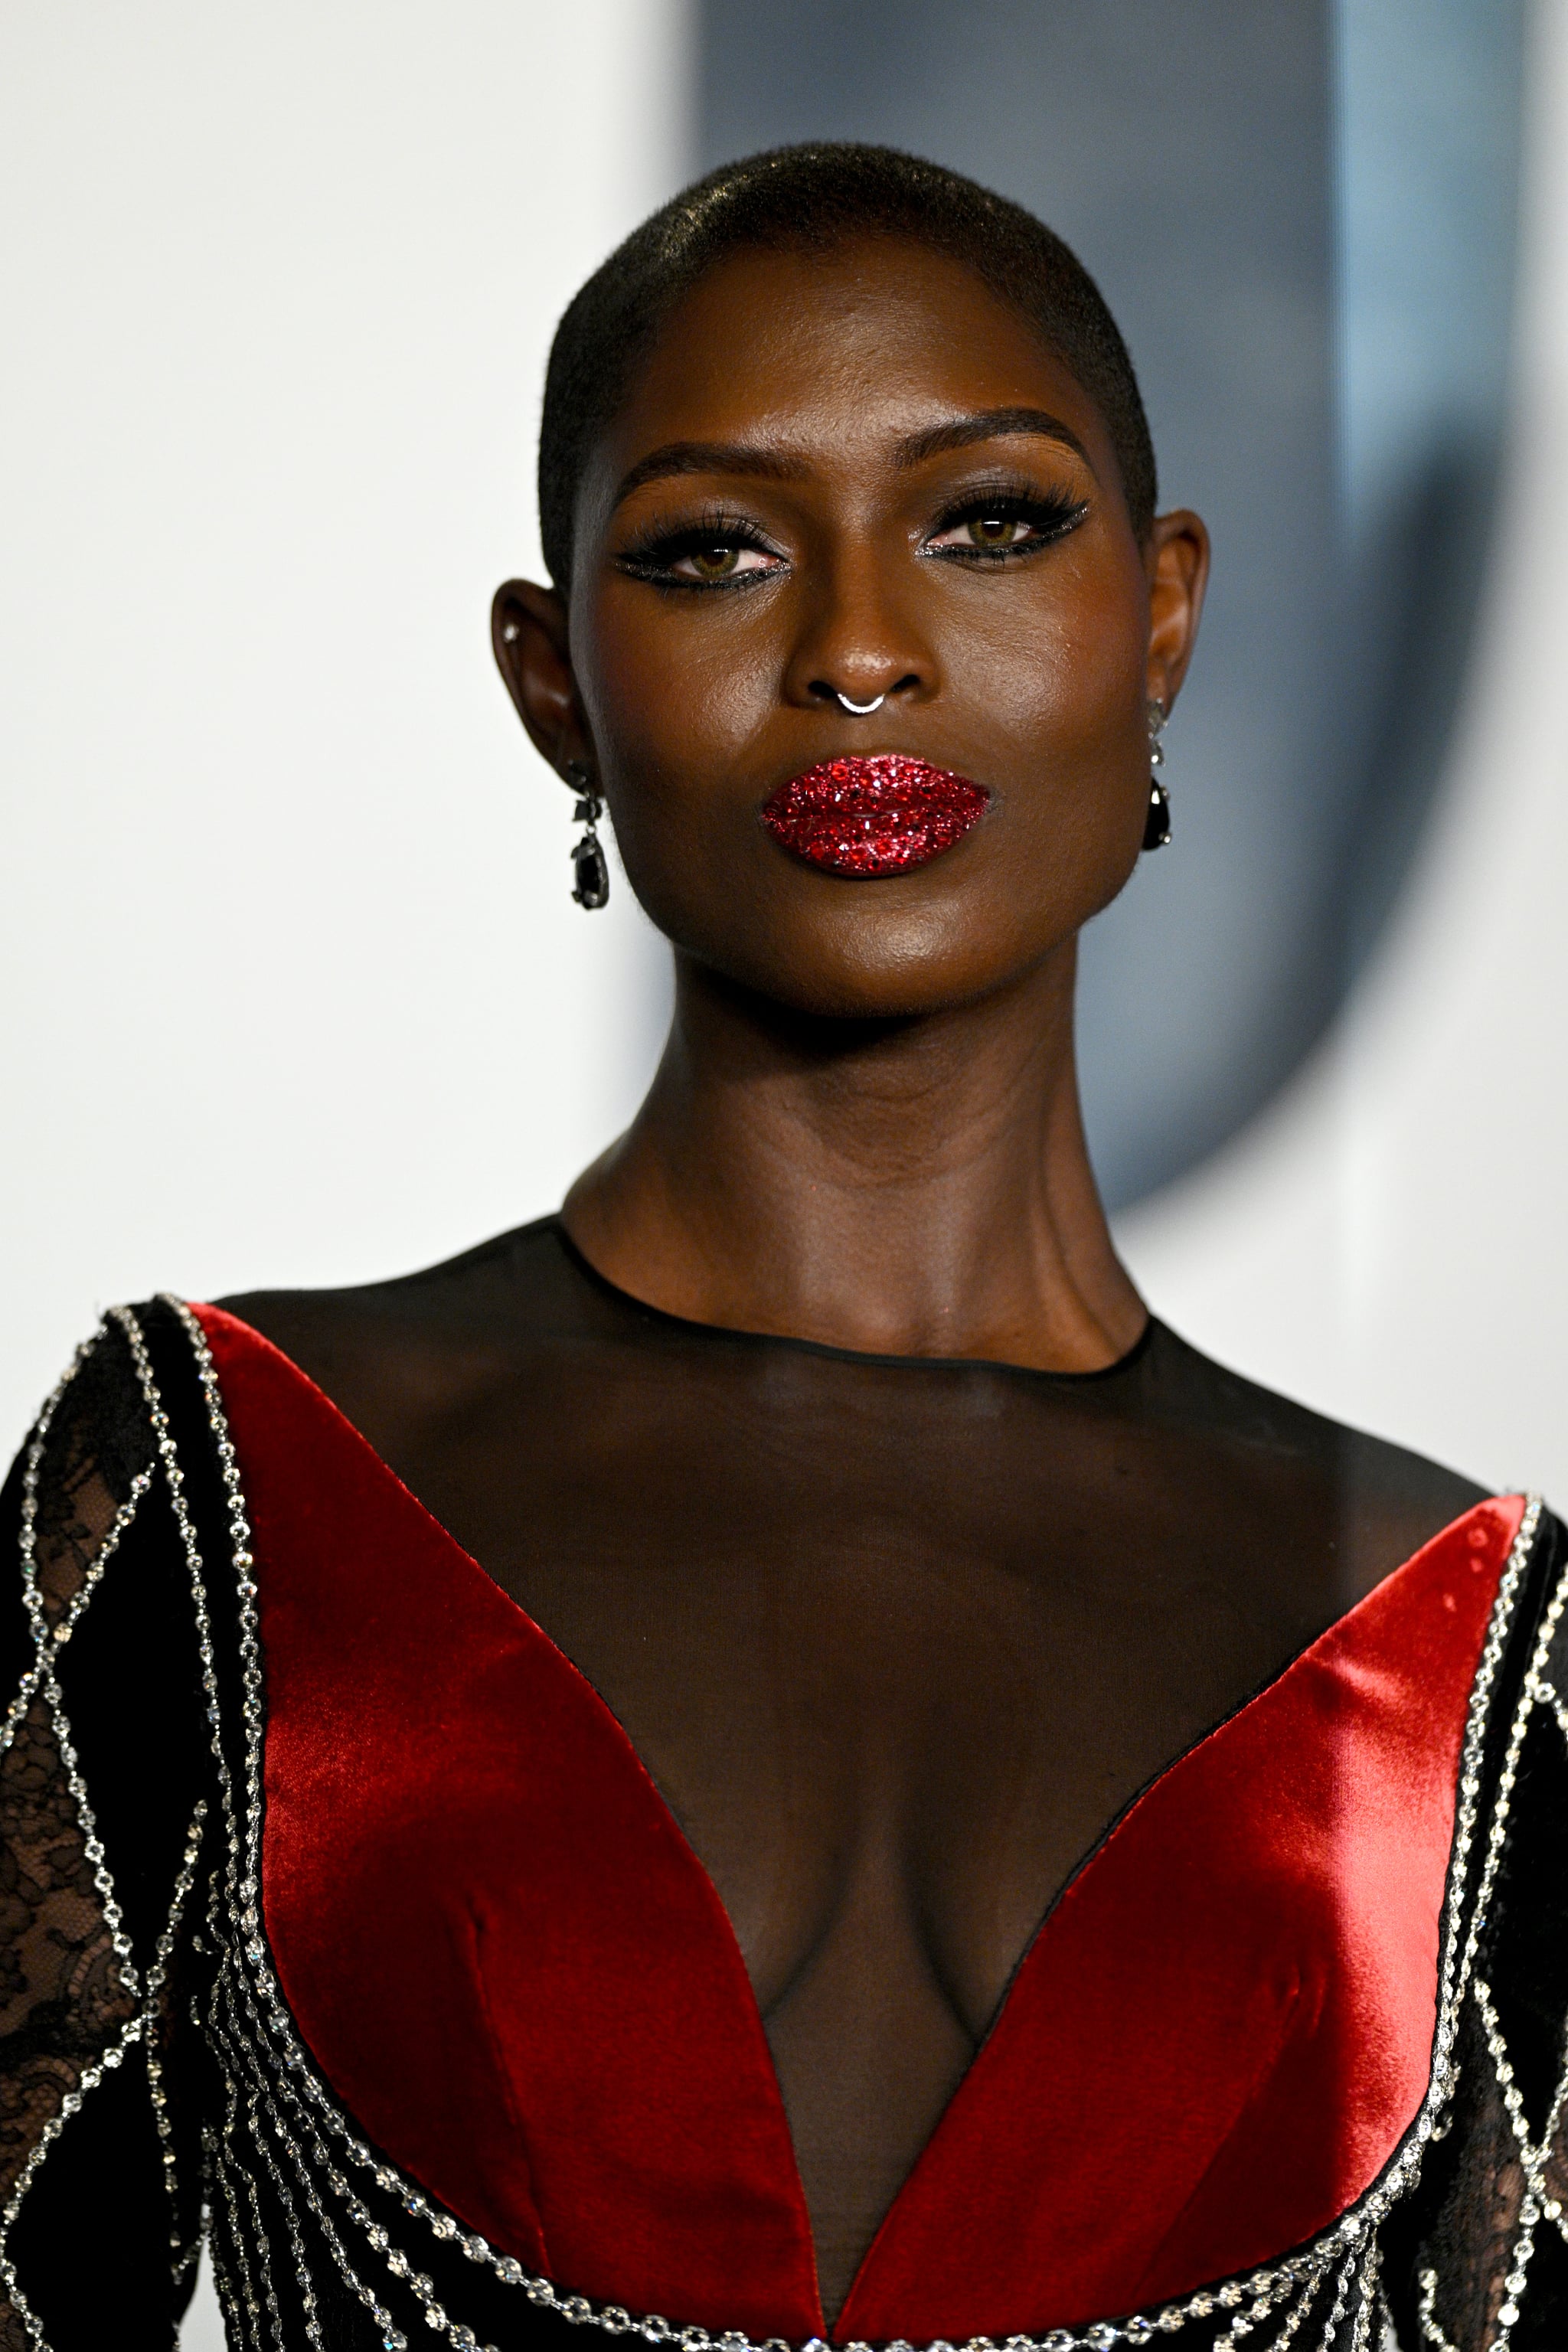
[1413, 1568, 1568, 2352]
[1377, 1530, 1568, 2351]
[0, 1355, 142, 2188]
[0, 1244, 1560, 2347]
[0, 1321, 209, 2348]
[224, 1216, 1486, 2316]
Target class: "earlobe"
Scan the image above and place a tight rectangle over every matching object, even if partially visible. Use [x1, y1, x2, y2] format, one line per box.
[490, 577, 593, 779]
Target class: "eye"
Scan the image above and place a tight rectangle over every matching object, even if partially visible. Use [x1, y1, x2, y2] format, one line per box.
[942, 514, 1036, 551]
[924, 488, 1088, 562]
[670, 542, 778, 583]
[616, 513, 787, 590]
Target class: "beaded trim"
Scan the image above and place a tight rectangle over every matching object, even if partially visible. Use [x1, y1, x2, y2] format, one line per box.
[3, 1308, 1563, 2352]
[0, 1333, 182, 2347]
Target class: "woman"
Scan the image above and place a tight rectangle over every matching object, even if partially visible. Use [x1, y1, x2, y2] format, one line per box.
[2, 145, 1562, 2352]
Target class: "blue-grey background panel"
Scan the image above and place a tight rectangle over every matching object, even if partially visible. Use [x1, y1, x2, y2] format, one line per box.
[695, 0, 1522, 1210]
[1332, 2, 1524, 995]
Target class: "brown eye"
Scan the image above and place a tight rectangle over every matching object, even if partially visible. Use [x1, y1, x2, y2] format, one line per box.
[966, 515, 1024, 548]
[664, 541, 779, 583]
[925, 492, 1085, 560]
[687, 544, 740, 580]
[619, 526, 783, 587]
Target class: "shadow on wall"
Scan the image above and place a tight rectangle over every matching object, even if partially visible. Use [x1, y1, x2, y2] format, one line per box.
[697, 0, 1522, 1209]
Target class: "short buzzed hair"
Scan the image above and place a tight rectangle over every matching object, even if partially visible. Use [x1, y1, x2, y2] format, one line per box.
[537, 142, 1158, 590]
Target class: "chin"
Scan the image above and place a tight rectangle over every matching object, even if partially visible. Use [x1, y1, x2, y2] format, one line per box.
[709, 928, 1058, 1027]
[635, 855, 1082, 1021]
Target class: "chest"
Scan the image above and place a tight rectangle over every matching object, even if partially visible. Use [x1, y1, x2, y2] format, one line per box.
[397, 1392, 1341, 2031]
[204, 1302, 1514, 2339]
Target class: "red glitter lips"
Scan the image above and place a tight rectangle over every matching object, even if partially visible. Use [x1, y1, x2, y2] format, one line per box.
[760, 755, 989, 875]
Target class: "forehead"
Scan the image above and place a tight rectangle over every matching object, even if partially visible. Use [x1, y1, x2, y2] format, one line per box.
[590, 237, 1116, 489]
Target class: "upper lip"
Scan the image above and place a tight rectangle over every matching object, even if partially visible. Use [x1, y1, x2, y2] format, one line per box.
[761, 753, 990, 812]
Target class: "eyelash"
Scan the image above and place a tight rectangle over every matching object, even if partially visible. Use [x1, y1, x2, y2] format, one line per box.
[616, 508, 781, 590]
[614, 484, 1089, 590]
[925, 485, 1089, 561]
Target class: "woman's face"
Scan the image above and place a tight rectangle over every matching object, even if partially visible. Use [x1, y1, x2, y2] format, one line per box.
[498, 237, 1207, 1019]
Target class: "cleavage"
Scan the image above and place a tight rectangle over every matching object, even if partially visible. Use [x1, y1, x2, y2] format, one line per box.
[440, 1481, 1276, 2321]
[225, 1300, 1360, 2314]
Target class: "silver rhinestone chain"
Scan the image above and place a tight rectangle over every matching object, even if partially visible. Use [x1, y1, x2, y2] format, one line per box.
[0, 1328, 170, 2344]
[1311, 2256, 1357, 2351]
[14, 1331, 148, 2006]
[0, 2003, 151, 2348]
[1344, 2245, 1379, 2352]
[1446, 1513, 1560, 2031]
[1538, 1671, 1568, 1748]
[1473, 1974, 1568, 2196]
[138, 1302, 1554, 2352]
[146, 1800, 209, 2271]
[0, 1352, 85, 1772]
[1415, 2269, 1460, 2352]
[211, 2069, 270, 2352]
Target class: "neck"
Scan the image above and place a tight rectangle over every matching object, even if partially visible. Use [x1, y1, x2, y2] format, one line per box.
[562, 941, 1145, 1372]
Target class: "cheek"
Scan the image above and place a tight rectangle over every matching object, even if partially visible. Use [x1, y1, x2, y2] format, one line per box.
[972, 554, 1148, 760]
[571, 582, 772, 792]
[946, 558, 1151, 910]
[976, 557, 1155, 929]
[568, 583, 788, 947]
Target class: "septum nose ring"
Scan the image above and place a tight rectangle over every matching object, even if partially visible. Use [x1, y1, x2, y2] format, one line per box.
[834, 690, 886, 715]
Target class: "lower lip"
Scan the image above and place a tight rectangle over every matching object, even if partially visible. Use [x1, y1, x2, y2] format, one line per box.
[760, 755, 990, 876]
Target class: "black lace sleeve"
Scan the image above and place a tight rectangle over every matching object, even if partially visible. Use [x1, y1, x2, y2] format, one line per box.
[0, 1321, 213, 2347]
[1382, 1510, 1568, 2351]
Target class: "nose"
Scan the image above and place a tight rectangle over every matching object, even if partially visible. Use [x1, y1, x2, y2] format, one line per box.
[782, 541, 934, 716]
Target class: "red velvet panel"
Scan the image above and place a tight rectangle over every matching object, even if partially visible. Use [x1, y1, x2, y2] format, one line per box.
[196, 1307, 821, 2341]
[194, 1305, 1520, 2343]
[838, 1491, 1521, 2339]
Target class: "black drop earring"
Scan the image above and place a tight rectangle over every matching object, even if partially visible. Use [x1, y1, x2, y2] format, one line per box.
[1142, 699, 1171, 851]
[564, 761, 609, 910]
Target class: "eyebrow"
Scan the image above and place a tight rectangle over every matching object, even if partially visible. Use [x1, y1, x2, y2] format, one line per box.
[610, 406, 1093, 512]
[612, 441, 812, 508]
[893, 407, 1093, 469]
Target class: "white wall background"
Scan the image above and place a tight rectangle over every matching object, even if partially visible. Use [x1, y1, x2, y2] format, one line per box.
[1117, 3, 1568, 1505]
[1, 0, 689, 1465]
[0, 7, 691, 2340]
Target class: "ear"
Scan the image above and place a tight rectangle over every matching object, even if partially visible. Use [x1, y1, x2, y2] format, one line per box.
[491, 579, 596, 778]
[1144, 511, 1210, 712]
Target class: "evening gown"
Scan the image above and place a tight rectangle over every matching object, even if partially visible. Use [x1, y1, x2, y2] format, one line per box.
[1, 1216, 1565, 2350]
